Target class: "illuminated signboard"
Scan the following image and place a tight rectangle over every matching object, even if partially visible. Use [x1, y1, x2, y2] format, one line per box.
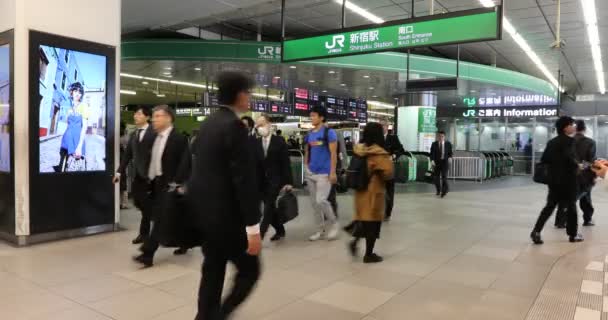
[463, 94, 558, 107]
[295, 88, 308, 99]
[283, 7, 501, 62]
[437, 106, 559, 118]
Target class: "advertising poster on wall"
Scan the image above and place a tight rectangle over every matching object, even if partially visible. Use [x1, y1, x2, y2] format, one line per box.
[0, 44, 10, 173]
[417, 107, 436, 152]
[37, 46, 107, 173]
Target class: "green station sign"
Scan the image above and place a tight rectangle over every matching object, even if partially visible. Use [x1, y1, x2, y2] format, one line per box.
[282, 7, 501, 62]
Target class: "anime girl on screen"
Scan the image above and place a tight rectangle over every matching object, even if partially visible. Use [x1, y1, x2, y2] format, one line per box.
[53, 82, 89, 172]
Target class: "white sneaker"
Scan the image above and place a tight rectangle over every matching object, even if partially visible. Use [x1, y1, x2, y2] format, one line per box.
[326, 223, 340, 241]
[309, 231, 325, 241]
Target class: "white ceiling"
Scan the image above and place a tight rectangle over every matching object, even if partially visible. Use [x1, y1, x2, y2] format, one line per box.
[122, 0, 608, 95]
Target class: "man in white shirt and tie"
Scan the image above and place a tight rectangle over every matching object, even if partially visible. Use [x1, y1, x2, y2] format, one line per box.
[114, 107, 156, 245]
[134, 105, 191, 267]
[430, 131, 453, 198]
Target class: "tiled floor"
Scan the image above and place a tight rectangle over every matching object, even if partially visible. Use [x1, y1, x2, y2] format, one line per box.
[2, 177, 608, 320]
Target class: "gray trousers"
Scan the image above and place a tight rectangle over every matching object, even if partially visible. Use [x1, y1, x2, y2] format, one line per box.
[307, 174, 336, 230]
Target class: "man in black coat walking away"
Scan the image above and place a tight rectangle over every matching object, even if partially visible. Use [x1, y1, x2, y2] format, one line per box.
[189, 72, 262, 320]
[555, 119, 597, 228]
[382, 122, 406, 221]
[430, 131, 453, 198]
[531, 116, 584, 244]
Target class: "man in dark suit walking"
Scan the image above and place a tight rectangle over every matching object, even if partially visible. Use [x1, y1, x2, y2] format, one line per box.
[555, 119, 597, 228]
[382, 122, 406, 221]
[255, 115, 293, 241]
[430, 131, 453, 198]
[114, 107, 156, 244]
[531, 116, 583, 244]
[133, 105, 191, 267]
[189, 72, 262, 320]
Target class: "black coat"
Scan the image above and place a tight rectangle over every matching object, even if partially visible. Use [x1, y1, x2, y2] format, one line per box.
[117, 126, 156, 179]
[157, 128, 191, 186]
[257, 135, 293, 196]
[541, 134, 578, 195]
[187, 107, 262, 252]
[574, 133, 596, 163]
[430, 141, 453, 163]
[384, 134, 406, 157]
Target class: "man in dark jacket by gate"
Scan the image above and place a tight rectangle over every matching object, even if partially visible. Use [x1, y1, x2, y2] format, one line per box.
[531, 116, 584, 244]
[555, 119, 597, 227]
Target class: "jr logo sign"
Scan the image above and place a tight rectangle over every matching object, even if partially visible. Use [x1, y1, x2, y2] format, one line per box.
[257, 46, 281, 60]
[258, 46, 274, 55]
[325, 35, 345, 53]
[462, 109, 476, 117]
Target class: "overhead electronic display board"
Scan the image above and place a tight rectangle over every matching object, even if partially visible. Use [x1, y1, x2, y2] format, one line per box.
[282, 7, 501, 62]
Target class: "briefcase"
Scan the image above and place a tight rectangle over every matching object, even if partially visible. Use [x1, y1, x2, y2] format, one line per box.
[276, 190, 299, 224]
[158, 190, 203, 248]
[533, 162, 550, 185]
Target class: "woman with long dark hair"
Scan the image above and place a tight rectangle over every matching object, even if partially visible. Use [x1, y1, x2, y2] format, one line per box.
[348, 122, 394, 263]
[54, 82, 89, 172]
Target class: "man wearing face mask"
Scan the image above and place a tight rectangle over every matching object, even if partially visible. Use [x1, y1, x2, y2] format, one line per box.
[255, 115, 293, 241]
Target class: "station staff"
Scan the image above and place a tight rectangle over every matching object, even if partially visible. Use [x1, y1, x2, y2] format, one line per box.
[430, 131, 453, 198]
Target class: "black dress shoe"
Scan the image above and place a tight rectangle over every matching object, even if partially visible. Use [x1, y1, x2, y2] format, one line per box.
[583, 221, 595, 227]
[173, 248, 188, 255]
[440, 193, 446, 198]
[133, 254, 153, 267]
[569, 234, 584, 243]
[132, 235, 145, 245]
[554, 224, 566, 229]
[436, 192, 440, 196]
[270, 233, 285, 242]
[383, 216, 391, 222]
[363, 253, 383, 264]
[530, 232, 544, 245]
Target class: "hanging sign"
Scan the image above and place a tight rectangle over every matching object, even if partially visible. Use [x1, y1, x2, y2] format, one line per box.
[282, 7, 502, 62]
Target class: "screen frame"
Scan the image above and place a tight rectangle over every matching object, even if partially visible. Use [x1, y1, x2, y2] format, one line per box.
[0, 29, 15, 235]
[28, 30, 116, 234]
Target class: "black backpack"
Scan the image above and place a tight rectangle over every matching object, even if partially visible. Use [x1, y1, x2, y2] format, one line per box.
[345, 154, 369, 191]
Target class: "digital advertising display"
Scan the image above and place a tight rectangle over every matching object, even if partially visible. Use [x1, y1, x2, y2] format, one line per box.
[283, 7, 501, 62]
[38, 45, 107, 173]
[29, 31, 116, 235]
[0, 43, 10, 173]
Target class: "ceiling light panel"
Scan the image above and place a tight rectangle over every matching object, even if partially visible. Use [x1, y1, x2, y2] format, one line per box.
[581, 0, 605, 93]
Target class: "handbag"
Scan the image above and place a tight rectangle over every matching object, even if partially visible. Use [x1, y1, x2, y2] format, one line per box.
[533, 162, 550, 184]
[66, 156, 86, 172]
[424, 170, 434, 184]
[158, 189, 203, 248]
[276, 190, 299, 224]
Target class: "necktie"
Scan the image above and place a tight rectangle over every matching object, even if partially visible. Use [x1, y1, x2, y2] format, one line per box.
[137, 128, 143, 142]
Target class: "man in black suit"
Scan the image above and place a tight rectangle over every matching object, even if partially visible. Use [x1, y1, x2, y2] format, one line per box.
[555, 119, 597, 228]
[531, 116, 583, 244]
[382, 122, 406, 221]
[430, 131, 453, 198]
[255, 115, 293, 241]
[134, 105, 191, 267]
[189, 72, 262, 320]
[114, 107, 156, 244]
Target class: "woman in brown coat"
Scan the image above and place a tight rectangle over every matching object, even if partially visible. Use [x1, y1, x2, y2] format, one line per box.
[348, 122, 394, 263]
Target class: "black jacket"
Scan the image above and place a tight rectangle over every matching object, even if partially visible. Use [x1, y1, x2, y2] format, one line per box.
[541, 134, 578, 194]
[157, 128, 191, 186]
[430, 141, 453, 163]
[257, 135, 293, 196]
[574, 133, 596, 163]
[384, 134, 406, 157]
[117, 126, 156, 179]
[188, 107, 261, 252]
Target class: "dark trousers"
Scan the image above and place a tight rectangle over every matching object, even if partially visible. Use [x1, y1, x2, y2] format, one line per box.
[328, 185, 338, 217]
[555, 190, 594, 226]
[534, 186, 578, 237]
[434, 161, 449, 195]
[140, 178, 165, 258]
[261, 192, 285, 239]
[54, 148, 69, 172]
[385, 180, 395, 218]
[132, 175, 152, 237]
[196, 245, 260, 320]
